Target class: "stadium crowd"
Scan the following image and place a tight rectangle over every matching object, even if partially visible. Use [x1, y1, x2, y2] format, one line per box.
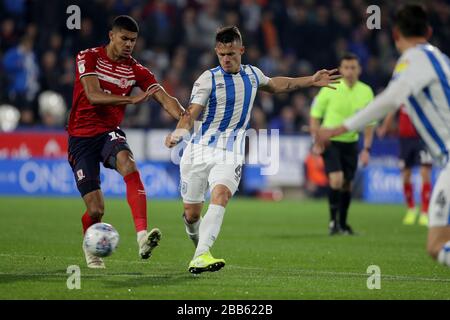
[0, 0, 449, 132]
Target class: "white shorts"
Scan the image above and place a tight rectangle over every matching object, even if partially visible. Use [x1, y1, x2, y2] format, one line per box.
[429, 163, 450, 227]
[180, 143, 244, 204]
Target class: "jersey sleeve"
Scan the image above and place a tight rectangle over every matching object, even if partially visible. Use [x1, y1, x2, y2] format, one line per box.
[190, 71, 212, 106]
[310, 88, 329, 119]
[76, 49, 97, 80]
[134, 63, 159, 92]
[390, 48, 435, 97]
[250, 65, 270, 87]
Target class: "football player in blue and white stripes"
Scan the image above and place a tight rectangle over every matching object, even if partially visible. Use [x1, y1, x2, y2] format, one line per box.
[166, 26, 340, 274]
[318, 4, 450, 267]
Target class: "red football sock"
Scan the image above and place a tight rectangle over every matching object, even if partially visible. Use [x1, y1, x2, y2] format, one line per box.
[404, 182, 415, 209]
[124, 171, 147, 232]
[421, 182, 431, 214]
[82, 211, 100, 234]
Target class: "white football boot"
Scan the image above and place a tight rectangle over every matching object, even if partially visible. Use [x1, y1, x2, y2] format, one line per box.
[139, 228, 162, 259]
[83, 244, 105, 269]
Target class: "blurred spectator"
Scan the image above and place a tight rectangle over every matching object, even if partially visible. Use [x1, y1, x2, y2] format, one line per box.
[0, 18, 17, 52]
[0, 0, 448, 130]
[250, 106, 267, 131]
[269, 105, 297, 134]
[3, 35, 40, 124]
[304, 150, 328, 198]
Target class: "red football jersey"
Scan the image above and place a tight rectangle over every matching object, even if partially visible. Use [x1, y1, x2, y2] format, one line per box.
[68, 46, 159, 137]
[398, 105, 418, 138]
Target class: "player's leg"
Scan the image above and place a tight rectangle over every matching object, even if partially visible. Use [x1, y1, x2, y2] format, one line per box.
[188, 183, 231, 274]
[82, 190, 105, 233]
[188, 160, 240, 274]
[402, 167, 417, 224]
[102, 129, 160, 259]
[183, 202, 204, 247]
[80, 190, 106, 268]
[419, 164, 432, 226]
[116, 149, 161, 259]
[194, 183, 232, 258]
[328, 171, 344, 234]
[338, 141, 358, 234]
[400, 138, 417, 225]
[339, 180, 354, 234]
[426, 164, 450, 267]
[68, 135, 106, 268]
[179, 148, 209, 247]
[418, 146, 433, 226]
[322, 142, 343, 235]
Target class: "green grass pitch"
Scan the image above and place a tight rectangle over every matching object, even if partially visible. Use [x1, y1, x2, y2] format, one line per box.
[0, 197, 449, 299]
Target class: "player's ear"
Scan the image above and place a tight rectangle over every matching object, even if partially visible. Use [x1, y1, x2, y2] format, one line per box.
[108, 30, 114, 42]
[426, 26, 433, 40]
[240, 45, 245, 55]
[392, 27, 400, 42]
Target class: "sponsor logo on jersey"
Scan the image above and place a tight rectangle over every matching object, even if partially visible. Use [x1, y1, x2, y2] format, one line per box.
[78, 60, 86, 74]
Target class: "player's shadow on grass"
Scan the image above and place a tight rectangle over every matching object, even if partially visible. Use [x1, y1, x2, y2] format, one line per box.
[101, 271, 201, 289]
[0, 269, 71, 285]
[268, 232, 332, 239]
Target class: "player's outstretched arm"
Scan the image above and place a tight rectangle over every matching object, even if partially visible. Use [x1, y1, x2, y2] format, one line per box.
[81, 75, 158, 106]
[260, 69, 341, 94]
[165, 104, 204, 148]
[316, 78, 406, 146]
[309, 117, 324, 155]
[152, 87, 186, 120]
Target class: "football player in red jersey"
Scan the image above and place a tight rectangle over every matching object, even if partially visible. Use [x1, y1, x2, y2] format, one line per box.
[378, 106, 432, 226]
[68, 15, 188, 268]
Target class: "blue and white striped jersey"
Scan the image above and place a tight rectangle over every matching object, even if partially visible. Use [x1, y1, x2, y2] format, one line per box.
[345, 43, 450, 163]
[189, 64, 270, 154]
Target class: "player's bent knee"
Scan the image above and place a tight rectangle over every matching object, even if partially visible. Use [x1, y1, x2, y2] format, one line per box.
[211, 185, 232, 207]
[328, 172, 343, 189]
[116, 151, 137, 176]
[183, 203, 202, 222]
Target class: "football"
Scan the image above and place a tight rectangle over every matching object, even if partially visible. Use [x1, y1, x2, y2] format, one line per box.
[83, 223, 120, 257]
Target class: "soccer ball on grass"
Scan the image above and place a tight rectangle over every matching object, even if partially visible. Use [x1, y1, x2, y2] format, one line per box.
[83, 223, 120, 257]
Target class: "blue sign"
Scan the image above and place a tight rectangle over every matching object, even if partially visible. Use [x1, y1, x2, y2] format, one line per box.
[0, 160, 180, 198]
[362, 165, 440, 203]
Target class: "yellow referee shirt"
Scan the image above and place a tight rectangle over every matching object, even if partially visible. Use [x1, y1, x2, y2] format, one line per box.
[310, 80, 374, 142]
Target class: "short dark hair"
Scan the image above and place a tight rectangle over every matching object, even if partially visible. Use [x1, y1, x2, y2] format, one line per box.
[395, 4, 429, 37]
[216, 26, 242, 45]
[112, 15, 139, 33]
[339, 52, 360, 65]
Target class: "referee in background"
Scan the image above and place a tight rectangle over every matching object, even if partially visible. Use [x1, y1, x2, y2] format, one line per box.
[310, 53, 375, 235]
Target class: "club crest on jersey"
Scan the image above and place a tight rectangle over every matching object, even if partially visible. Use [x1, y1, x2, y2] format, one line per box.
[249, 75, 257, 88]
[118, 78, 128, 89]
[76, 169, 85, 181]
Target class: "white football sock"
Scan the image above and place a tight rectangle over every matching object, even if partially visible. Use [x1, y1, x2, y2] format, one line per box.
[437, 241, 450, 267]
[137, 230, 147, 243]
[194, 204, 225, 258]
[183, 214, 202, 247]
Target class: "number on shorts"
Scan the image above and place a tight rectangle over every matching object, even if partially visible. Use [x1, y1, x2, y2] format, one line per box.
[436, 190, 446, 209]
